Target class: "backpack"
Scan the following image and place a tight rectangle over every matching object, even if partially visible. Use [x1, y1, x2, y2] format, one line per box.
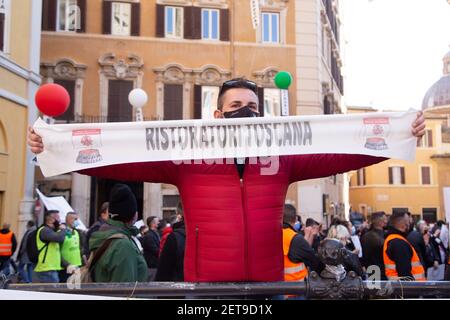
[70, 233, 128, 284]
[26, 226, 49, 264]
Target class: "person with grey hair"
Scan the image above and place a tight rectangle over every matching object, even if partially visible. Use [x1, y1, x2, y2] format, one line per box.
[326, 224, 365, 278]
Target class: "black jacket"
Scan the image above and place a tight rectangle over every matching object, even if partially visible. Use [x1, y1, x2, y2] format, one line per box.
[85, 218, 108, 252]
[283, 223, 324, 273]
[142, 229, 160, 268]
[155, 221, 186, 281]
[407, 230, 429, 268]
[386, 227, 415, 279]
[360, 227, 386, 279]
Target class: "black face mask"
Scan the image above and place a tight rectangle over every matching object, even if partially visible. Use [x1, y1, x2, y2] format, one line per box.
[223, 106, 259, 118]
[53, 220, 60, 229]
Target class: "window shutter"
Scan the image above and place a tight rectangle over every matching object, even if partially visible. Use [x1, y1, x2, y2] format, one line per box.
[357, 170, 361, 186]
[184, 6, 192, 39]
[164, 84, 183, 120]
[54, 80, 75, 122]
[363, 168, 366, 185]
[42, 0, 57, 31]
[421, 167, 430, 185]
[0, 13, 4, 52]
[102, 0, 112, 35]
[388, 167, 393, 184]
[77, 0, 87, 33]
[400, 167, 405, 184]
[156, 4, 165, 37]
[257, 87, 264, 117]
[194, 85, 202, 119]
[192, 7, 201, 39]
[220, 9, 229, 41]
[427, 130, 433, 147]
[108, 80, 133, 122]
[131, 2, 141, 36]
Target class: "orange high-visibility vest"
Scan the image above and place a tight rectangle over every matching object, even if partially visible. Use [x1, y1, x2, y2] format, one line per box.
[283, 227, 308, 281]
[0, 231, 13, 256]
[383, 233, 426, 281]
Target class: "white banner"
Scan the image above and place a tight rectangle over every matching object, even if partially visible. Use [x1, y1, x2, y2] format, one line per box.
[33, 111, 418, 177]
[36, 189, 87, 230]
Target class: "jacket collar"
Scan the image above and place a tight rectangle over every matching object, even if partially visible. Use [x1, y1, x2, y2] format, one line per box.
[103, 219, 138, 237]
[386, 225, 408, 238]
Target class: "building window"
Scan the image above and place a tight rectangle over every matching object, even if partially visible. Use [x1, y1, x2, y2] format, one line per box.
[261, 12, 279, 43]
[357, 168, 366, 186]
[0, 0, 9, 52]
[165, 6, 183, 38]
[389, 166, 405, 185]
[0, 9, 4, 52]
[111, 2, 131, 36]
[107, 80, 133, 122]
[201, 86, 219, 119]
[422, 208, 437, 224]
[57, 0, 80, 32]
[417, 129, 433, 148]
[162, 194, 180, 220]
[164, 84, 183, 120]
[202, 9, 219, 40]
[54, 79, 75, 122]
[263, 88, 281, 117]
[392, 208, 409, 215]
[420, 166, 431, 185]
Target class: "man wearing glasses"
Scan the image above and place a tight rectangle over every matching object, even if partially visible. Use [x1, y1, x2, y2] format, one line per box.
[28, 78, 426, 283]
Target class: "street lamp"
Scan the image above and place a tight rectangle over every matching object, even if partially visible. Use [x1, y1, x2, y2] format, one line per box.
[128, 88, 148, 122]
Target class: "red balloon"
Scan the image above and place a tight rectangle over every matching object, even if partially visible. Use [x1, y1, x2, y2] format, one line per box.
[35, 83, 70, 117]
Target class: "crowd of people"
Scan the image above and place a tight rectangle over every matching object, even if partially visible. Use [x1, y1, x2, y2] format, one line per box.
[282, 206, 449, 283]
[0, 183, 187, 284]
[1, 188, 448, 287]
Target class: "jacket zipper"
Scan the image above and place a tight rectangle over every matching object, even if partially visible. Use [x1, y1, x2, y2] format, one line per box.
[239, 173, 250, 281]
[195, 225, 199, 279]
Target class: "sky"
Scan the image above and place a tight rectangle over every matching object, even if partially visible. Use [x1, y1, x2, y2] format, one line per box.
[341, 0, 450, 111]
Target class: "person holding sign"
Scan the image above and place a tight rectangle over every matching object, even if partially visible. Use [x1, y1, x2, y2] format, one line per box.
[28, 78, 426, 282]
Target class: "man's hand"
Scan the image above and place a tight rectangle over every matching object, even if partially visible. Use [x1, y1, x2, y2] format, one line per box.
[27, 126, 44, 154]
[67, 264, 79, 274]
[411, 111, 425, 138]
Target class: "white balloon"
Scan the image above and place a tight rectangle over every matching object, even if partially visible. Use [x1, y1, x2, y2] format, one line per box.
[128, 88, 148, 109]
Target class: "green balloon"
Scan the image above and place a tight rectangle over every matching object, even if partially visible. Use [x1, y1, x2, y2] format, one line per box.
[274, 71, 292, 89]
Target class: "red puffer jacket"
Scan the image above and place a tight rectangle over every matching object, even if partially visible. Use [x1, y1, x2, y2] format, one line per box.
[80, 154, 385, 282]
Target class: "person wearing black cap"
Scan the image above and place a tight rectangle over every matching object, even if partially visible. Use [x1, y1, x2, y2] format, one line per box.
[88, 184, 148, 282]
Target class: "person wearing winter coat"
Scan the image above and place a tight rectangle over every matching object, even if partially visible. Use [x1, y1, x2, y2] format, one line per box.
[89, 184, 148, 283]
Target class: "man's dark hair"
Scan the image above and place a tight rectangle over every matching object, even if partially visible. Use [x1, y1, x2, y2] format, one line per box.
[283, 204, 297, 224]
[305, 218, 320, 227]
[147, 216, 158, 228]
[370, 211, 386, 224]
[436, 220, 445, 228]
[27, 220, 35, 228]
[217, 77, 258, 110]
[44, 210, 59, 223]
[389, 211, 408, 226]
[168, 214, 178, 225]
[98, 202, 109, 217]
[44, 210, 59, 219]
[66, 211, 77, 216]
[330, 217, 343, 226]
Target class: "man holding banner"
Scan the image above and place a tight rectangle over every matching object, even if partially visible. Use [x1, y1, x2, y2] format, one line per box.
[28, 78, 426, 283]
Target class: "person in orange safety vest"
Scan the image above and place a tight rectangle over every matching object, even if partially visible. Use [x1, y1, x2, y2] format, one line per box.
[383, 212, 425, 281]
[282, 204, 322, 282]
